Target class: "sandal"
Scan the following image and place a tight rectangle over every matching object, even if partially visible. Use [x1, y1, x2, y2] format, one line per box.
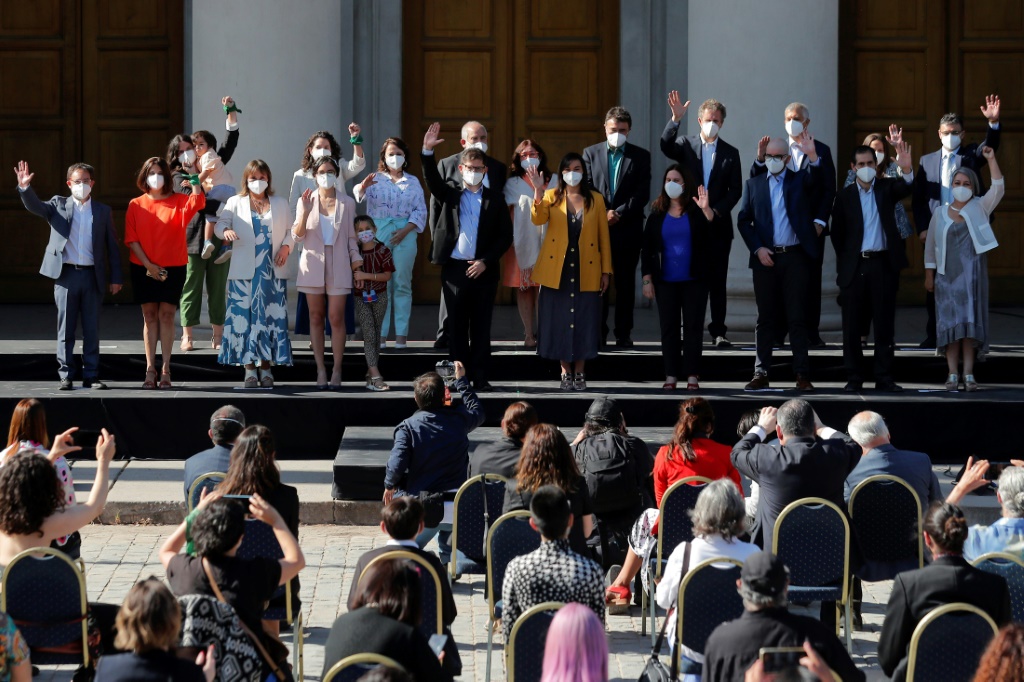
[211, 330, 223, 350]
[945, 373, 960, 391]
[606, 585, 632, 615]
[142, 368, 157, 390]
[179, 335, 193, 352]
[560, 374, 573, 391]
[686, 375, 700, 391]
[573, 372, 587, 391]
[243, 368, 259, 389]
[662, 381, 677, 391]
[366, 374, 390, 392]
[965, 374, 979, 392]
[259, 369, 274, 389]
[158, 371, 172, 389]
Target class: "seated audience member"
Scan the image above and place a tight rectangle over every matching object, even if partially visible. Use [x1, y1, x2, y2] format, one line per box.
[161, 496, 304, 681]
[656, 479, 759, 670]
[844, 411, 941, 508]
[703, 552, 864, 682]
[384, 360, 484, 566]
[735, 410, 761, 526]
[346, 497, 460, 676]
[540, 602, 608, 682]
[323, 558, 451, 681]
[878, 502, 1011, 682]
[504, 425, 595, 557]
[501, 485, 606, 644]
[94, 578, 215, 682]
[960, 465, 1024, 561]
[0, 612, 29, 682]
[469, 401, 537, 478]
[973, 622, 1024, 682]
[182, 405, 246, 499]
[571, 398, 654, 568]
[742, 640, 834, 682]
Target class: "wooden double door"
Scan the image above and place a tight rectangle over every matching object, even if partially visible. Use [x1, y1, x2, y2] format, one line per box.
[0, 0, 183, 303]
[839, 0, 1024, 304]
[402, 0, 620, 303]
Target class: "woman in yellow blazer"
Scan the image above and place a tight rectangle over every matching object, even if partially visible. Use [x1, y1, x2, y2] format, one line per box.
[527, 153, 612, 390]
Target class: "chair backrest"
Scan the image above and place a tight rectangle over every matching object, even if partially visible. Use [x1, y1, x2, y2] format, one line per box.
[451, 474, 509, 575]
[675, 557, 745, 664]
[187, 471, 227, 512]
[178, 594, 262, 682]
[657, 477, 712, 577]
[848, 474, 923, 568]
[906, 602, 999, 682]
[360, 550, 444, 638]
[323, 653, 408, 682]
[506, 601, 564, 682]
[235, 519, 292, 622]
[487, 511, 542, 619]
[1, 547, 89, 667]
[972, 552, 1024, 623]
[772, 497, 850, 597]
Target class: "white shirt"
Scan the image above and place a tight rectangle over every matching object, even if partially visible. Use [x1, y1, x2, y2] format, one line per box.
[858, 171, 914, 252]
[768, 171, 799, 247]
[319, 210, 336, 246]
[65, 197, 94, 266]
[385, 539, 420, 549]
[700, 136, 718, 189]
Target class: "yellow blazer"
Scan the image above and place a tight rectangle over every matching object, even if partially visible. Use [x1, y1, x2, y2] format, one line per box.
[530, 189, 613, 291]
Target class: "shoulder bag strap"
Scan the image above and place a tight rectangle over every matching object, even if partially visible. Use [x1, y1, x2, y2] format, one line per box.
[479, 476, 491, 559]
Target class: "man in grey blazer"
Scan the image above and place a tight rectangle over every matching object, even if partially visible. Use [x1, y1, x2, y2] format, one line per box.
[15, 160, 123, 389]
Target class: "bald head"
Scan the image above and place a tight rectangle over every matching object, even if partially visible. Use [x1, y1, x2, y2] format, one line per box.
[766, 138, 789, 157]
[848, 411, 890, 452]
[461, 121, 488, 148]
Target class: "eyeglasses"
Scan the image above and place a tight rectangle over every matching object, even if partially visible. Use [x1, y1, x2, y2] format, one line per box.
[765, 154, 786, 162]
[464, 166, 486, 173]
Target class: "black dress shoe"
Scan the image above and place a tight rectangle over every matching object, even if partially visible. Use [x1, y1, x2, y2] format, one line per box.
[59, 378, 73, 391]
[844, 381, 863, 392]
[615, 337, 634, 349]
[875, 381, 904, 392]
[745, 374, 770, 390]
[83, 379, 108, 390]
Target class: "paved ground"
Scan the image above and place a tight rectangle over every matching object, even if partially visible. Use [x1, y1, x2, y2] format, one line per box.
[31, 523, 894, 681]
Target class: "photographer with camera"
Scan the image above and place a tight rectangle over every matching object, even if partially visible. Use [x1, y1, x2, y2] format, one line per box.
[383, 360, 485, 567]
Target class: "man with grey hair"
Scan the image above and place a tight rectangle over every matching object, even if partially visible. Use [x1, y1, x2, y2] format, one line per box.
[703, 551, 864, 682]
[182, 405, 245, 498]
[959, 464, 1024, 561]
[844, 411, 940, 510]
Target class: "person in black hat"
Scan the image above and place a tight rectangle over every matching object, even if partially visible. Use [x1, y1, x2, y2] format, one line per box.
[703, 551, 864, 682]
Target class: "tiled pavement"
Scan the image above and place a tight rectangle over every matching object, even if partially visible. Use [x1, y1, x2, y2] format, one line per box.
[34, 523, 890, 681]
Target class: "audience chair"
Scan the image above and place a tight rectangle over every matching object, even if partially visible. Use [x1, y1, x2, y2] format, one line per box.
[450, 473, 509, 580]
[905, 602, 998, 682]
[360, 550, 444, 638]
[642, 475, 712, 640]
[1, 547, 90, 669]
[848, 474, 924, 578]
[187, 471, 226, 512]
[178, 594, 263, 681]
[485, 510, 541, 682]
[506, 601, 565, 682]
[236, 518, 304, 679]
[674, 558, 745, 675]
[772, 497, 853, 652]
[323, 653, 408, 682]
[971, 552, 1024, 623]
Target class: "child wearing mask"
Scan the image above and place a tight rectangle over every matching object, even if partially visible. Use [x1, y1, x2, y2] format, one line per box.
[352, 215, 395, 390]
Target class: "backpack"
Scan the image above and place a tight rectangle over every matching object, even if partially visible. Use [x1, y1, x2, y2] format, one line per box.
[575, 433, 640, 515]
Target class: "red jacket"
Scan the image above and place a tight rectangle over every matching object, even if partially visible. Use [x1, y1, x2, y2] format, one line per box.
[652, 438, 743, 535]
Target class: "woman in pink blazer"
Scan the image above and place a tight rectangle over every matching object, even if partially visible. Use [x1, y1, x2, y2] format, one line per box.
[293, 156, 364, 389]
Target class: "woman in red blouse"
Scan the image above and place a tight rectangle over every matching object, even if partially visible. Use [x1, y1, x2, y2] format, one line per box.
[125, 157, 205, 388]
[605, 397, 743, 608]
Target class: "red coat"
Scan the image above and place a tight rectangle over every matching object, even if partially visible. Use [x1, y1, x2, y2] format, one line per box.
[652, 437, 743, 535]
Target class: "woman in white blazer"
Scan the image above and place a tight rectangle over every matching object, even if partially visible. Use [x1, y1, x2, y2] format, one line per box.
[214, 159, 295, 388]
[924, 146, 1004, 391]
[293, 156, 364, 389]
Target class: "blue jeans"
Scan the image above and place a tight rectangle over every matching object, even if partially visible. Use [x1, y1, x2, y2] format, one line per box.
[415, 522, 453, 565]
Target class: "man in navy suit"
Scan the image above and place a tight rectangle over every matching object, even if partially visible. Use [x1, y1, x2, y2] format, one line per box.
[661, 92, 743, 347]
[912, 95, 1001, 347]
[583, 106, 652, 348]
[737, 136, 821, 391]
[182, 405, 246, 500]
[15, 160, 123, 390]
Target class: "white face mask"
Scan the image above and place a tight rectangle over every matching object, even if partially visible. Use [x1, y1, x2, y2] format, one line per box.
[316, 173, 336, 189]
[664, 180, 684, 199]
[357, 230, 375, 243]
[310, 147, 331, 160]
[462, 170, 484, 186]
[785, 119, 804, 137]
[385, 154, 405, 171]
[951, 185, 973, 203]
[70, 183, 91, 201]
[520, 157, 540, 170]
[146, 173, 165, 190]
[562, 171, 582, 187]
[874, 150, 886, 166]
[607, 132, 627, 148]
[941, 133, 962, 151]
[248, 179, 269, 195]
[178, 149, 196, 166]
[701, 120, 720, 139]
[856, 166, 877, 184]
[765, 158, 786, 175]
[467, 142, 488, 153]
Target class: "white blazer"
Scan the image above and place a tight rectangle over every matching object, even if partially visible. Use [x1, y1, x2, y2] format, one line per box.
[924, 178, 1005, 275]
[214, 194, 296, 281]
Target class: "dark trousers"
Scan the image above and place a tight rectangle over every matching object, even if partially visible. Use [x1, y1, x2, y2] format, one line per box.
[54, 265, 102, 381]
[441, 261, 498, 383]
[841, 255, 898, 383]
[655, 279, 708, 378]
[924, 290, 937, 343]
[602, 227, 642, 341]
[753, 250, 812, 377]
[706, 238, 732, 339]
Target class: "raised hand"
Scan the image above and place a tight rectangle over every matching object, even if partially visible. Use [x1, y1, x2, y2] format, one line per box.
[795, 131, 818, 161]
[695, 185, 710, 210]
[982, 145, 995, 160]
[885, 123, 903, 147]
[980, 94, 1000, 123]
[756, 136, 771, 162]
[348, 122, 362, 138]
[248, 492, 285, 528]
[299, 187, 314, 214]
[359, 172, 378, 192]
[221, 95, 234, 108]
[757, 406, 778, 431]
[895, 140, 913, 171]
[524, 165, 545, 192]
[196, 487, 224, 510]
[95, 428, 116, 464]
[49, 427, 82, 460]
[667, 90, 690, 123]
[14, 160, 33, 188]
[423, 122, 445, 151]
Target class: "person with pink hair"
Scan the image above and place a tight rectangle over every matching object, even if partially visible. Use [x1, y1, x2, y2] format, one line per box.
[540, 603, 608, 682]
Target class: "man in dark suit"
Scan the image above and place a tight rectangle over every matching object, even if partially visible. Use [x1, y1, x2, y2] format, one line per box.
[831, 140, 915, 391]
[15, 160, 123, 390]
[430, 120, 508, 349]
[912, 96, 1001, 347]
[583, 106, 652, 348]
[421, 123, 513, 390]
[660, 92, 743, 347]
[737, 137, 821, 391]
[182, 405, 246, 500]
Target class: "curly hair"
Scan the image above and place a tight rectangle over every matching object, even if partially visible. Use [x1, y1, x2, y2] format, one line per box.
[515, 424, 579, 495]
[114, 578, 181, 653]
[219, 425, 281, 498]
[165, 134, 193, 172]
[6, 398, 48, 449]
[192, 499, 246, 558]
[301, 130, 341, 172]
[973, 623, 1024, 682]
[0, 449, 66, 536]
[669, 398, 716, 462]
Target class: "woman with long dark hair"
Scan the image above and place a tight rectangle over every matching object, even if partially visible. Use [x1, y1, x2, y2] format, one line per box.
[526, 153, 612, 390]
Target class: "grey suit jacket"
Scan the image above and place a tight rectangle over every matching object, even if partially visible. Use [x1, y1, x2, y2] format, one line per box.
[843, 443, 940, 508]
[18, 185, 123, 292]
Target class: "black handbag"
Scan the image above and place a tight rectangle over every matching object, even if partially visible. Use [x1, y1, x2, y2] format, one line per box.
[418, 490, 446, 528]
[637, 541, 691, 682]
